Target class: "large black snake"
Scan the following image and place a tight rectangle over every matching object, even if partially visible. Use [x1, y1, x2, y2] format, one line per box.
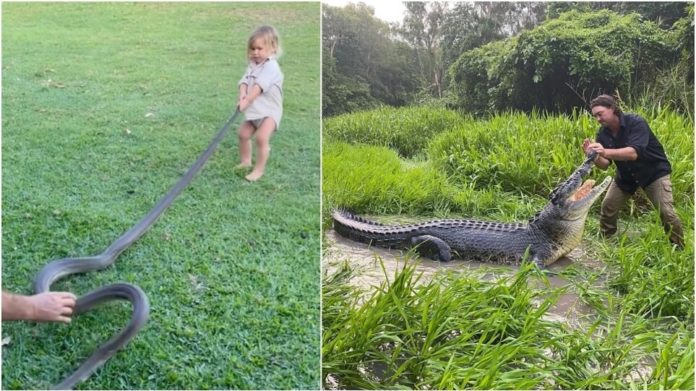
[32, 109, 240, 389]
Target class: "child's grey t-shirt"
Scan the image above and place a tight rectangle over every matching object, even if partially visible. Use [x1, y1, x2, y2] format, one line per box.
[238, 57, 283, 128]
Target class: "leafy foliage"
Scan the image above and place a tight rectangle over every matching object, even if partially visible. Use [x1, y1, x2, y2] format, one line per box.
[322, 53, 378, 116]
[547, 1, 691, 28]
[449, 9, 678, 114]
[324, 3, 693, 117]
[643, 3, 695, 120]
[441, 2, 547, 70]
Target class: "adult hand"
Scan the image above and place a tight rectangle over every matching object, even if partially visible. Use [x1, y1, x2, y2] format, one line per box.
[582, 138, 592, 154]
[28, 292, 77, 323]
[586, 142, 605, 157]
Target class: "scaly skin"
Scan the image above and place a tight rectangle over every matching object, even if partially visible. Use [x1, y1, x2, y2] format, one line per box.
[333, 153, 612, 267]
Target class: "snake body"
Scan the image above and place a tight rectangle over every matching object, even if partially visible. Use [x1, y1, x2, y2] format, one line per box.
[33, 109, 240, 389]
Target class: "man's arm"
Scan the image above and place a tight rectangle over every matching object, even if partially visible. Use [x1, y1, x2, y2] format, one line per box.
[2, 291, 77, 323]
[583, 138, 637, 170]
[601, 146, 638, 161]
[592, 154, 612, 170]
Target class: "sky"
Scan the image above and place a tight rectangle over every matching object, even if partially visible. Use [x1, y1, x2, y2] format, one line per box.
[322, 0, 407, 24]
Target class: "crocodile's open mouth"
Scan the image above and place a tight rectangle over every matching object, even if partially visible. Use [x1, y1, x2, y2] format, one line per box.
[569, 179, 595, 202]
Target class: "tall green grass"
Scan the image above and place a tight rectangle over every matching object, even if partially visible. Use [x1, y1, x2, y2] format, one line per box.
[323, 261, 694, 389]
[322, 142, 454, 216]
[324, 106, 693, 217]
[323, 106, 463, 158]
[597, 216, 694, 322]
[428, 108, 694, 201]
[322, 142, 541, 228]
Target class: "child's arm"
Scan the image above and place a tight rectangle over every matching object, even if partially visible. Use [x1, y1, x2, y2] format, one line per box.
[239, 84, 262, 111]
[237, 83, 248, 109]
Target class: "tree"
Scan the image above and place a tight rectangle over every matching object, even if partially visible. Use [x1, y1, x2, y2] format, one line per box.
[441, 2, 547, 70]
[397, 2, 447, 98]
[547, 2, 690, 28]
[322, 3, 419, 116]
[322, 4, 383, 116]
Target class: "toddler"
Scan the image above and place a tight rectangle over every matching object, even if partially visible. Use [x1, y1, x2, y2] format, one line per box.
[236, 25, 284, 182]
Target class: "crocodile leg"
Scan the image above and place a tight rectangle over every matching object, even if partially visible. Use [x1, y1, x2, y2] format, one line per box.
[410, 235, 452, 262]
[532, 256, 545, 269]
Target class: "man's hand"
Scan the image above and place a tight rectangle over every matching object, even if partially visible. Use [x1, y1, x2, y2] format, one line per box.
[583, 138, 605, 157]
[582, 138, 610, 169]
[582, 138, 592, 155]
[2, 291, 77, 323]
[29, 292, 77, 323]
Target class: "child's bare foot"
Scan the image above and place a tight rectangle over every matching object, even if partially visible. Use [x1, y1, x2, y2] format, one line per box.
[233, 163, 251, 177]
[245, 170, 264, 182]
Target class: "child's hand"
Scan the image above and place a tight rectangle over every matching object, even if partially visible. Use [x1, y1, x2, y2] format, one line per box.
[239, 96, 250, 111]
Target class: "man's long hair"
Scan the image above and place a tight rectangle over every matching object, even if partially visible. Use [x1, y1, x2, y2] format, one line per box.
[590, 94, 623, 116]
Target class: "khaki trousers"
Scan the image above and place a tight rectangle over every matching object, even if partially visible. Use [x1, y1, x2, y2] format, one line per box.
[600, 175, 685, 248]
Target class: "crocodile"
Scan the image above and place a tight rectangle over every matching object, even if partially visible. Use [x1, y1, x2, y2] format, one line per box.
[332, 153, 612, 267]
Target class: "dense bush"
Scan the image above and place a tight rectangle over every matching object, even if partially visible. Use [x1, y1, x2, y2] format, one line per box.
[448, 39, 518, 114]
[644, 4, 695, 119]
[322, 54, 379, 116]
[323, 106, 462, 158]
[449, 10, 677, 114]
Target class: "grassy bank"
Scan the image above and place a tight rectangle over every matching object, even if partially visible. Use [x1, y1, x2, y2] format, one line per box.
[322, 106, 694, 388]
[2, 3, 320, 389]
[323, 262, 694, 389]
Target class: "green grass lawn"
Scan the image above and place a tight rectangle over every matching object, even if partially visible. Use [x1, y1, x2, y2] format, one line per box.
[2, 3, 320, 389]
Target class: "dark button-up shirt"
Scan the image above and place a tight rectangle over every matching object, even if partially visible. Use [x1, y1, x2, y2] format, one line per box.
[595, 113, 671, 193]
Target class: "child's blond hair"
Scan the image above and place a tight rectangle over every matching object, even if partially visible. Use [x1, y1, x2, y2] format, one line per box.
[247, 25, 282, 59]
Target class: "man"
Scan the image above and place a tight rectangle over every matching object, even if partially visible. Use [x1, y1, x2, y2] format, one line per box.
[2, 291, 77, 323]
[583, 94, 684, 248]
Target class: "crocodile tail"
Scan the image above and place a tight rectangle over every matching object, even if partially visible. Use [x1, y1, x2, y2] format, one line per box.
[331, 209, 405, 248]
